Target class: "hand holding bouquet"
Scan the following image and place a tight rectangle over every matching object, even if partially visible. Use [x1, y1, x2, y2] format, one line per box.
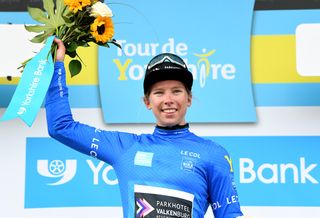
[23, 0, 120, 76]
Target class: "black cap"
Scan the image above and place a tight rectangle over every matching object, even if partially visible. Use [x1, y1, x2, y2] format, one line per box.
[143, 53, 193, 94]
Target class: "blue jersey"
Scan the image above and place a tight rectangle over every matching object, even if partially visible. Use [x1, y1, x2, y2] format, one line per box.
[45, 62, 243, 218]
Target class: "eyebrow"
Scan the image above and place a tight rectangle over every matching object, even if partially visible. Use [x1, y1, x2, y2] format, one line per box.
[152, 86, 184, 91]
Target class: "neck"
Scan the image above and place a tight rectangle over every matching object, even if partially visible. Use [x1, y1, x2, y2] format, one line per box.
[156, 123, 189, 130]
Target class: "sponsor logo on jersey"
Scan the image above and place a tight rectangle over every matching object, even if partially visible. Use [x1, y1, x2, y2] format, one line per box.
[180, 150, 200, 173]
[212, 195, 240, 211]
[134, 151, 154, 167]
[134, 185, 194, 218]
[224, 155, 234, 173]
[181, 157, 196, 173]
[136, 198, 155, 217]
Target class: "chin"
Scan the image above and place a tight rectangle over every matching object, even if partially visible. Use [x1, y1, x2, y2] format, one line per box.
[160, 120, 182, 127]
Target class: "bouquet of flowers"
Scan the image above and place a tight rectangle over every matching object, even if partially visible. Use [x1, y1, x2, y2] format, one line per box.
[22, 0, 120, 77]
[0, 0, 120, 127]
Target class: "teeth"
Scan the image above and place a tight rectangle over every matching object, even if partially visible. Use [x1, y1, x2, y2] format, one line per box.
[163, 109, 176, 113]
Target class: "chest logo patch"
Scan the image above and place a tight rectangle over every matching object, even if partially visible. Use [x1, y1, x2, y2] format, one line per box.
[134, 151, 154, 167]
[181, 157, 196, 173]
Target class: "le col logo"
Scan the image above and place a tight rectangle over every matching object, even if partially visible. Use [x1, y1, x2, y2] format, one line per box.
[113, 38, 237, 88]
[37, 159, 118, 186]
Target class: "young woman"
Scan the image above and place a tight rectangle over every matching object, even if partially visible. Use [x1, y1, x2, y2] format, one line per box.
[46, 37, 243, 218]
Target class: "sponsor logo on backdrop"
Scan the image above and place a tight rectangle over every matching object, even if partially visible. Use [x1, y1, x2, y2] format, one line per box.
[212, 136, 320, 206]
[36, 159, 118, 186]
[114, 38, 237, 89]
[27, 136, 320, 208]
[239, 157, 319, 184]
[37, 159, 77, 185]
[25, 138, 121, 208]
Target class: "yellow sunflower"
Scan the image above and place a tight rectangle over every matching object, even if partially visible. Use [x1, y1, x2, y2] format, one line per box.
[90, 16, 114, 43]
[64, 0, 92, 13]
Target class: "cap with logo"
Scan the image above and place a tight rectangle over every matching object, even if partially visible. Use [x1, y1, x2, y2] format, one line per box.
[143, 53, 193, 94]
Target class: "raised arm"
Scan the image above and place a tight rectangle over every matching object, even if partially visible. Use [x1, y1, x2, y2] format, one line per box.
[45, 38, 137, 165]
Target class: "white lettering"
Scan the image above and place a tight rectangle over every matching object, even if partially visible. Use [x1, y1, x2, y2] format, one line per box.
[300, 157, 318, 184]
[87, 160, 104, 184]
[113, 38, 237, 88]
[280, 163, 299, 183]
[90, 135, 100, 157]
[21, 77, 40, 106]
[212, 201, 221, 210]
[257, 163, 278, 184]
[239, 157, 318, 184]
[226, 195, 238, 204]
[87, 160, 118, 185]
[128, 64, 144, 80]
[221, 64, 236, 79]
[116, 38, 188, 57]
[19, 59, 47, 111]
[240, 158, 256, 183]
[181, 150, 201, 158]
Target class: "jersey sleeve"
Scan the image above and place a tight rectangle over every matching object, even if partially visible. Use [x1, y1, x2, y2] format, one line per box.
[207, 143, 243, 218]
[45, 61, 138, 165]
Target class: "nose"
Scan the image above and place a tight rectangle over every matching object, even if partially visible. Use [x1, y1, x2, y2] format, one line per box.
[163, 93, 174, 105]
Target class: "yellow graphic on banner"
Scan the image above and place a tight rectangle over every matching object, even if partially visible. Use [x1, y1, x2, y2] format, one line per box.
[65, 44, 99, 85]
[0, 77, 20, 84]
[194, 49, 216, 77]
[2, 36, 320, 85]
[252, 35, 320, 83]
[113, 59, 133, 80]
[0, 43, 99, 85]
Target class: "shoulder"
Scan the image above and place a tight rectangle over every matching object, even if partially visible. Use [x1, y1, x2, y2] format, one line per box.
[190, 134, 232, 170]
[189, 133, 228, 154]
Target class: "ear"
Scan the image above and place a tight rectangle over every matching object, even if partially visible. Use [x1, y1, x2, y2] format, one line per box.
[143, 96, 152, 110]
[187, 93, 192, 107]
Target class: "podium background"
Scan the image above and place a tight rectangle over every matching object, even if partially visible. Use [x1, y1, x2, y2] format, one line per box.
[1, 1, 320, 218]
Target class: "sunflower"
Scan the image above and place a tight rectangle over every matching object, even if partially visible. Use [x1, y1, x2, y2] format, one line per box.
[90, 16, 114, 43]
[64, 0, 92, 13]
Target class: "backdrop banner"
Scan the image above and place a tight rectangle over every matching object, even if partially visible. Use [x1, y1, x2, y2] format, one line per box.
[99, 0, 257, 123]
[25, 136, 320, 208]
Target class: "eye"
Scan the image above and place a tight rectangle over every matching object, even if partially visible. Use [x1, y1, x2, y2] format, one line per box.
[173, 89, 183, 94]
[152, 90, 164, 95]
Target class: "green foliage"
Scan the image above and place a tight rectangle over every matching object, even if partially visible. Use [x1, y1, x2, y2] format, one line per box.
[26, 0, 69, 43]
[69, 59, 82, 77]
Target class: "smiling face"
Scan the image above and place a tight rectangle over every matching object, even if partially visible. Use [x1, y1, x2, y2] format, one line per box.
[144, 80, 192, 127]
